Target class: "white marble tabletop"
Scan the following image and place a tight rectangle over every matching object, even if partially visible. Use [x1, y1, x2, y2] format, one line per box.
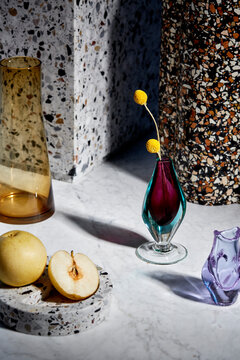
[0, 137, 240, 360]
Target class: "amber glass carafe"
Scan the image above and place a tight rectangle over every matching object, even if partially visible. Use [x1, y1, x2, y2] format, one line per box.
[0, 56, 54, 224]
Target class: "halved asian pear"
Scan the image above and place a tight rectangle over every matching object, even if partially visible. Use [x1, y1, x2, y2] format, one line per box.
[48, 250, 99, 300]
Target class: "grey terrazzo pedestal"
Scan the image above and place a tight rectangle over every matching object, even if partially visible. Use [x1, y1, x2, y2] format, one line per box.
[0, 266, 112, 336]
[0, 0, 161, 181]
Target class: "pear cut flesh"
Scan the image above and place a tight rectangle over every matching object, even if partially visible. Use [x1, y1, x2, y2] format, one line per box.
[48, 250, 99, 300]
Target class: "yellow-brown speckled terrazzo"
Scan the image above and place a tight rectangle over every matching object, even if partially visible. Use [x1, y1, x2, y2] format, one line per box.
[159, 0, 240, 205]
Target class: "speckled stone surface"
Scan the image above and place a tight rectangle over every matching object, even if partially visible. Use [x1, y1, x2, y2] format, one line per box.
[158, 0, 240, 205]
[0, 266, 112, 336]
[0, 0, 161, 181]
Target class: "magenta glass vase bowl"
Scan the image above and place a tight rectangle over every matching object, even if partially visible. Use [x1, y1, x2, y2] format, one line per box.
[136, 157, 187, 265]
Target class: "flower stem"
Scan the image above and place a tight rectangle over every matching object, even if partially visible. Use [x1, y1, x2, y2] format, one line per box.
[144, 104, 161, 160]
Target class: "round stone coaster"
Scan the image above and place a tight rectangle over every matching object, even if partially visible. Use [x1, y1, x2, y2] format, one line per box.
[0, 266, 112, 336]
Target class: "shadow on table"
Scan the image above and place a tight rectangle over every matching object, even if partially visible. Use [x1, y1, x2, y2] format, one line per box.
[106, 135, 156, 183]
[145, 271, 214, 305]
[0, 321, 8, 330]
[61, 212, 147, 248]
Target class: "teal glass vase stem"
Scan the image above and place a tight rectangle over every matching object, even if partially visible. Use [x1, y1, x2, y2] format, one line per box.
[136, 157, 187, 264]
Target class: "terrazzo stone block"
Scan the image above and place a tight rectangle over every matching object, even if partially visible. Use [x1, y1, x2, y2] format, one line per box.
[0, 0, 161, 181]
[0, 0, 74, 181]
[158, 0, 240, 205]
[0, 266, 113, 336]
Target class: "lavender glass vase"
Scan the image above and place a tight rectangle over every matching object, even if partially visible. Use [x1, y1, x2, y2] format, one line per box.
[136, 157, 187, 265]
[202, 227, 240, 306]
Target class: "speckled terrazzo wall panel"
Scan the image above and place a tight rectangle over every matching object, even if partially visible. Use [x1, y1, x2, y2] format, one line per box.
[0, 0, 161, 181]
[159, 0, 240, 205]
[0, 0, 74, 181]
[74, 0, 161, 177]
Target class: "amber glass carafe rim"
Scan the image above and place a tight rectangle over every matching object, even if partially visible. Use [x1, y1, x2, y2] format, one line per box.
[0, 56, 41, 70]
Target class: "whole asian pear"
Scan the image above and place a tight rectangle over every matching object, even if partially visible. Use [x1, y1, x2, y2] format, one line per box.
[0, 230, 47, 287]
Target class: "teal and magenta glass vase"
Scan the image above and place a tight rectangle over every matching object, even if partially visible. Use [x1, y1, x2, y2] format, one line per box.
[136, 157, 187, 264]
[202, 227, 240, 306]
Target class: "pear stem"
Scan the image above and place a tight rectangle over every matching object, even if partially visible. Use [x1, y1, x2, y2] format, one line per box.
[144, 104, 161, 160]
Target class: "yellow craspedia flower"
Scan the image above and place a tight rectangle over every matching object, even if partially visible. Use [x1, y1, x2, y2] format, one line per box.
[146, 139, 160, 154]
[133, 90, 148, 105]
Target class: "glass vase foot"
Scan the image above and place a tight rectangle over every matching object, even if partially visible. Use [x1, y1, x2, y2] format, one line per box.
[136, 242, 187, 265]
